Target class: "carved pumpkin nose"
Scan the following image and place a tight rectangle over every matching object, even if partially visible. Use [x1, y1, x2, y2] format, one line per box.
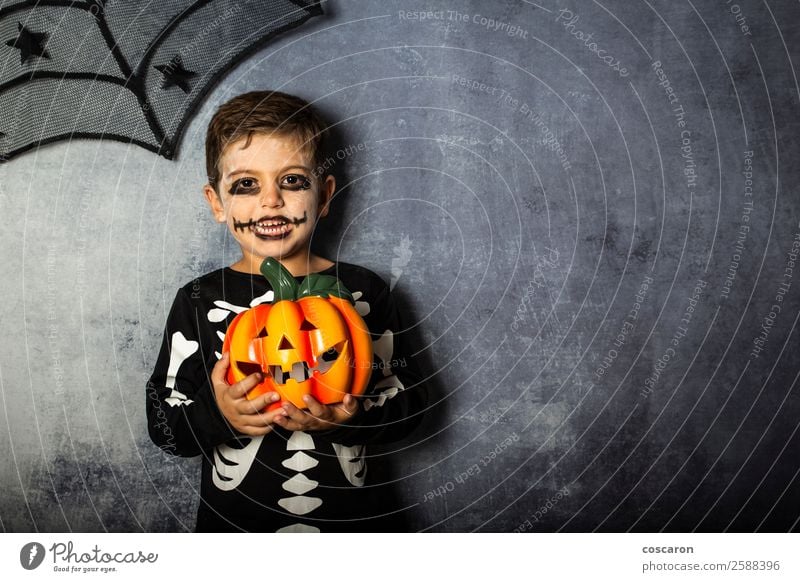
[278, 336, 294, 350]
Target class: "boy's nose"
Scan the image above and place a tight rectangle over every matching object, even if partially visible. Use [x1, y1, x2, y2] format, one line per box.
[259, 184, 283, 208]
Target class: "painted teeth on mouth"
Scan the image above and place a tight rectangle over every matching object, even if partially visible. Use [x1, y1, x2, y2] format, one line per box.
[252, 220, 290, 235]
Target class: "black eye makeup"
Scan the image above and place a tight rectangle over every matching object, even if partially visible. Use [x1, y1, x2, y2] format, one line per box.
[282, 174, 312, 190]
[227, 173, 312, 195]
[229, 177, 259, 195]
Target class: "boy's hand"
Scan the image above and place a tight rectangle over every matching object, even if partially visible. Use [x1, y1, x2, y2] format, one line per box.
[273, 394, 361, 432]
[211, 352, 287, 437]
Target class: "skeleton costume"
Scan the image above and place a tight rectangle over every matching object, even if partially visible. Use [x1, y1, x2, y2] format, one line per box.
[146, 262, 427, 532]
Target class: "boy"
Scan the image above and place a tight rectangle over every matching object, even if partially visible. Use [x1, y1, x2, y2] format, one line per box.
[146, 91, 427, 532]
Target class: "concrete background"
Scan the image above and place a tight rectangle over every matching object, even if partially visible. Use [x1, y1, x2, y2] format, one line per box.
[1, 0, 799, 532]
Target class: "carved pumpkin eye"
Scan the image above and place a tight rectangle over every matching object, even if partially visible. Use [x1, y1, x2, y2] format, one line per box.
[300, 319, 317, 331]
[316, 341, 345, 374]
[321, 347, 339, 362]
[236, 361, 263, 376]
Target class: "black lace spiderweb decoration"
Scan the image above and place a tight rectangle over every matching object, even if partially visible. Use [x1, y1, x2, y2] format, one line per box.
[0, 0, 323, 162]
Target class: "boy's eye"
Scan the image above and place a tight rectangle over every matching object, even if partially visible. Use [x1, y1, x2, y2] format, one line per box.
[230, 178, 259, 195]
[282, 174, 311, 190]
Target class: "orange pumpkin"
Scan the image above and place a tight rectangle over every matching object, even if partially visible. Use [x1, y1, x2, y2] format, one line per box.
[222, 258, 373, 411]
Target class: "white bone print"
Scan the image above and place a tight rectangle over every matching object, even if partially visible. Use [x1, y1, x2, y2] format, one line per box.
[207, 300, 248, 322]
[390, 235, 413, 290]
[164, 331, 198, 407]
[206, 293, 274, 323]
[363, 330, 406, 411]
[372, 330, 394, 376]
[286, 431, 315, 450]
[282, 451, 318, 472]
[276, 523, 320, 533]
[278, 496, 322, 515]
[363, 375, 405, 411]
[331, 443, 366, 486]
[212, 436, 263, 491]
[249, 290, 274, 307]
[352, 291, 370, 317]
[279, 431, 322, 516]
[282, 473, 319, 495]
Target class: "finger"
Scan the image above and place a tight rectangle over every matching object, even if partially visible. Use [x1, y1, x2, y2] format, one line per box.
[264, 406, 289, 422]
[272, 414, 305, 432]
[302, 394, 328, 418]
[236, 392, 281, 416]
[339, 394, 360, 419]
[210, 352, 231, 385]
[280, 401, 307, 421]
[229, 372, 263, 399]
[234, 393, 270, 415]
[237, 405, 287, 428]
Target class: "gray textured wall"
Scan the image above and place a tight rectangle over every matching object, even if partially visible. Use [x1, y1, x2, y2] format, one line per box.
[2, 0, 799, 532]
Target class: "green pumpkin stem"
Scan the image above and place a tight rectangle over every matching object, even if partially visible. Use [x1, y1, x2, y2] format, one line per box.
[260, 257, 355, 304]
[260, 257, 300, 301]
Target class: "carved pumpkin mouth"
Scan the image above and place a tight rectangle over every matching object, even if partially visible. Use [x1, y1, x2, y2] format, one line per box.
[234, 340, 347, 385]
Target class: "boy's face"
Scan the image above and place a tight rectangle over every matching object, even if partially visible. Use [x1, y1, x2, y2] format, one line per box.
[204, 132, 334, 271]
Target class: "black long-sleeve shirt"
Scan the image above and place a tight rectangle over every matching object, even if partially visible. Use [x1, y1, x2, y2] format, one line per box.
[146, 262, 427, 532]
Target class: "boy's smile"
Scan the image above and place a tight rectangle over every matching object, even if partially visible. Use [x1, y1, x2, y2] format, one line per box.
[232, 211, 309, 239]
[204, 133, 335, 275]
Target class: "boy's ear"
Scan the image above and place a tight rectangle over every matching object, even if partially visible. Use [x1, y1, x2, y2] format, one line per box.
[319, 174, 336, 218]
[203, 184, 226, 223]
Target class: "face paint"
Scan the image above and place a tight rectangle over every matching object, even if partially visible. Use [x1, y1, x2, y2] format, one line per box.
[282, 174, 312, 190]
[228, 173, 312, 195]
[232, 211, 309, 240]
[212, 133, 334, 273]
[228, 177, 258, 195]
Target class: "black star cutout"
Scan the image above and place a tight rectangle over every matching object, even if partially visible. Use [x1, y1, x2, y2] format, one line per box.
[154, 56, 197, 93]
[5, 22, 51, 65]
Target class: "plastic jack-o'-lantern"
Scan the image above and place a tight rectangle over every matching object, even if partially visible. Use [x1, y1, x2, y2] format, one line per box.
[223, 258, 373, 411]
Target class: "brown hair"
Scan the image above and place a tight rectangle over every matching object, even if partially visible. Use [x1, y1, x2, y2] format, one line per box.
[205, 90, 328, 190]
